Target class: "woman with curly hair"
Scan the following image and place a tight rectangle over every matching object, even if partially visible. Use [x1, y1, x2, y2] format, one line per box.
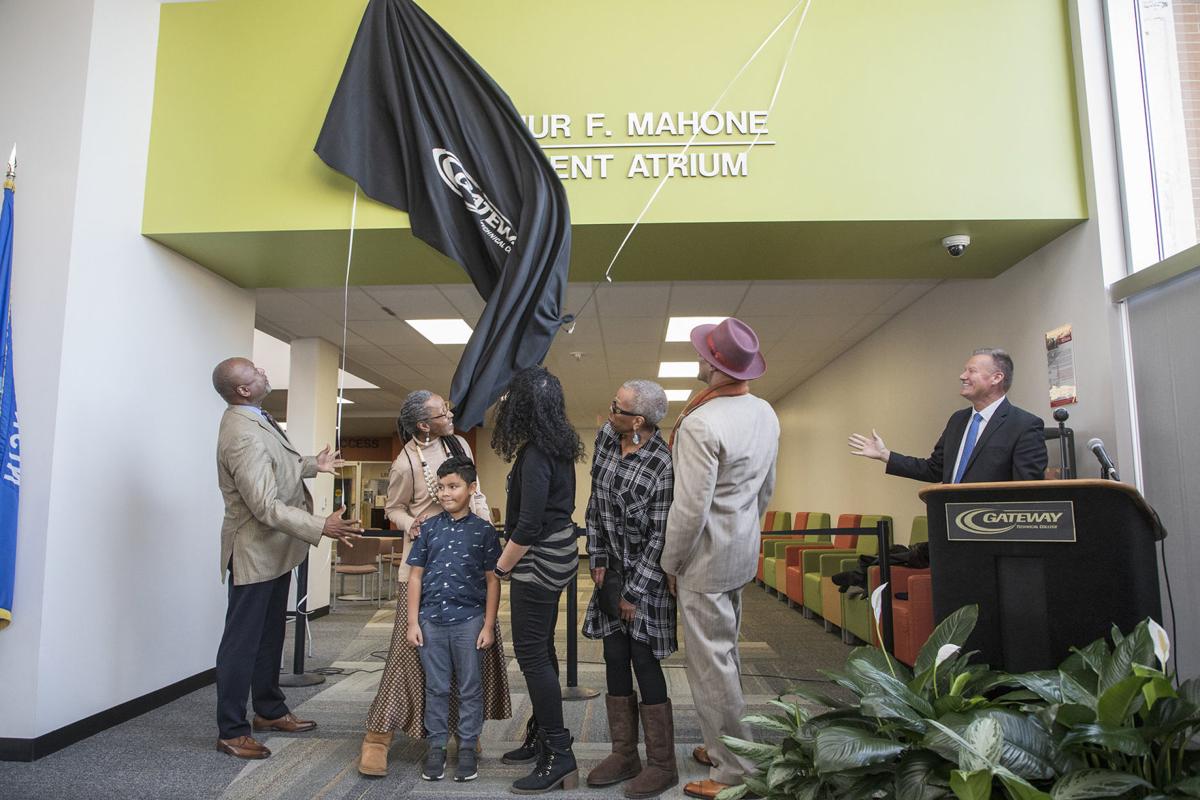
[357, 390, 511, 777]
[490, 366, 586, 793]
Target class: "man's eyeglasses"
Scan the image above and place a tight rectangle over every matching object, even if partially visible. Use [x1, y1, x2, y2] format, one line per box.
[610, 400, 639, 417]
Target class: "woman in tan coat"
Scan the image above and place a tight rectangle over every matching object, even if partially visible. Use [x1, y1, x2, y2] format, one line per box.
[357, 390, 511, 776]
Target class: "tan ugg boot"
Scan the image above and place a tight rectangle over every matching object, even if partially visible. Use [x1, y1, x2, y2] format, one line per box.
[358, 730, 393, 777]
[625, 699, 678, 798]
[586, 694, 642, 787]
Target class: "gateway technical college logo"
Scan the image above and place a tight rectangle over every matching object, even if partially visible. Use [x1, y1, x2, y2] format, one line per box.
[433, 148, 516, 253]
[946, 501, 1076, 543]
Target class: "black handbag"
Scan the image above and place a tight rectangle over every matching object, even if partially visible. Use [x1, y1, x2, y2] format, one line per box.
[596, 562, 625, 618]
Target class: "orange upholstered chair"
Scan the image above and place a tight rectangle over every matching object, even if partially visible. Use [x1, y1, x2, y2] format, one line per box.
[867, 565, 934, 666]
[784, 532, 855, 607]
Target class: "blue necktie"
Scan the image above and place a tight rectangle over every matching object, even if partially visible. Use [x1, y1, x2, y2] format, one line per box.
[953, 412, 984, 483]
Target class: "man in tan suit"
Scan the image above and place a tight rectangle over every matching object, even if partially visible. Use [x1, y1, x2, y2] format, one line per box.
[212, 357, 362, 759]
[660, 319, 779, 800]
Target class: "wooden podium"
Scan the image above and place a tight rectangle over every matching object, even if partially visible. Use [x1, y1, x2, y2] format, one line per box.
[919, 479, 1164, 672]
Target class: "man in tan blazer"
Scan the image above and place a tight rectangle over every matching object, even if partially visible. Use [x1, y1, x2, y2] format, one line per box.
[660, 319, 779, 800]
[212, 357, 362, 760]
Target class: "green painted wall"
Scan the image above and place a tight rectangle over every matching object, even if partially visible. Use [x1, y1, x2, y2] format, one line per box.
[143, 0, 1085, 285]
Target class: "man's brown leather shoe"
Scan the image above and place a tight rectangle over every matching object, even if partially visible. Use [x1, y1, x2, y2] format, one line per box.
[217, 735, 271, 759]
[684, 779, 732, 799]
[252, 712, 317, 733]
[692, 745, 716, 767]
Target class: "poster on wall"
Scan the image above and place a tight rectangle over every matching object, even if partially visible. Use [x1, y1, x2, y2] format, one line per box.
[1045, 323, 1077, 407]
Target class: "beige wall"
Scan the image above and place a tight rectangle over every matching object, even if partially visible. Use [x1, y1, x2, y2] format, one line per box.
[771, 219, 1122, 546]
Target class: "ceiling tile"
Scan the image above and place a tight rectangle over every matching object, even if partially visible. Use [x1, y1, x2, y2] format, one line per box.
[436, 284, 487, 319]
[594, 283, 672, 317]
[363, 285, 461, 317]
[599, 316, 664, 344]
[344, 345, 401, 366]
[667, 282, 749, 315]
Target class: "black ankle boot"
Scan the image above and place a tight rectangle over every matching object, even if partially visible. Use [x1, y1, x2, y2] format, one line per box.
[502, 716, 540, 765]
[511, 730, 579, 794]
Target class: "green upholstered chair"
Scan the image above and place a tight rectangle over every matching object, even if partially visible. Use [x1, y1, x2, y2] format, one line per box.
[819, 514, 890, 632]
[841, 516, 926, 646]
[800, 513, 862, 621]
[770, 512, 833, 598]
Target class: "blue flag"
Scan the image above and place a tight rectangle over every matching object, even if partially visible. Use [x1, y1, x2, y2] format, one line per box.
[0, 169, 19, 630]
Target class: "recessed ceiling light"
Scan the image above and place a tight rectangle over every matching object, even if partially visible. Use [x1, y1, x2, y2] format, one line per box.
[659, 361, 699, 378]
[665, 316, 727, 342]
[664, 389, 692, 402]
[337, 397, 354, 405]
[406, 318, 474, 344]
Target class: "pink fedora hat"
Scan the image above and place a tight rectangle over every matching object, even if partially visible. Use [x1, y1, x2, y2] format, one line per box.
[690, 317, 767, 381]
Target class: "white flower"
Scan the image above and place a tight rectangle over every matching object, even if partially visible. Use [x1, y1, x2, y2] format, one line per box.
[1148, 619, 1171, 670]
[935, 644, 961, 668]
[871, 582, 889, 624]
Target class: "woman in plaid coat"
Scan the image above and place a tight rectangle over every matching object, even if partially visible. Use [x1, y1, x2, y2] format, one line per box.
[582, 379, 678, 799]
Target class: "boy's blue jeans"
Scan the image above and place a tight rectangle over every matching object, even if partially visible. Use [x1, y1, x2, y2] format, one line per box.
[417, 614, 486, 747]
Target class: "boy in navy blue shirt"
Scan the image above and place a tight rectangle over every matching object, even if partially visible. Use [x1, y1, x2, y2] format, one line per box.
[406, 456, 501, 782]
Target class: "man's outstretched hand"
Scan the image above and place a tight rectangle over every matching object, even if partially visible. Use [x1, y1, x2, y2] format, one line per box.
[848, 429, 890, 463]
[316, 445, 345, 474]
[323, 506, 363, 546]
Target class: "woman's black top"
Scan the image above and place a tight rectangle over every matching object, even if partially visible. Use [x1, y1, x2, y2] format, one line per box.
[506, 443, 577, 590]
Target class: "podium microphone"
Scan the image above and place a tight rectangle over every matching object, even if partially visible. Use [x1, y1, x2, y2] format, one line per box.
[1087, 437, 1119, 481]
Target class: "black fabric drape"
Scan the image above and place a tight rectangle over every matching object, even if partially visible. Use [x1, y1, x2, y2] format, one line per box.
[315, 0, 571, 430]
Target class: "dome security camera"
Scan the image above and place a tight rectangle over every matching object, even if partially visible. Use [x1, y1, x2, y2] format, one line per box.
[942, 234, 971, 257]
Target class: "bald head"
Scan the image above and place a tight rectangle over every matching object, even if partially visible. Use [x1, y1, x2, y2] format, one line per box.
[213, 357, 269, 405]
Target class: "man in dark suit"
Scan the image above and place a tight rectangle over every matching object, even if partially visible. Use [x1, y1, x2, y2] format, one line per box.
[848, 348, 1047, 482]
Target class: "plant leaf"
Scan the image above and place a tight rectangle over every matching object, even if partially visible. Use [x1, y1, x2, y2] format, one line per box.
[916, 605, 980, 675]
[766, 763, 798, 789]
[1096, 675, 1148, 727]
[860, 693, 928, 733]
[895, 750, 953, 800]
[997, 773, 1053, 800]
[720, 735, 779, 765]
[1099, 624, 1153, 696]
[813, 725, 906, 772]
[1049, 768, 1152, 800]
[743, 714, 797, 734]
[1054, 703, 1096, 727]
[714, 785, 749, 800]
[1171, 776, 1200, 798]
[1058, 723, 1151, 756]
[949, 769, 993, 800]
[847, 659, 935, 718]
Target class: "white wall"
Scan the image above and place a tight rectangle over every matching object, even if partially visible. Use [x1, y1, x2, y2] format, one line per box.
[0, 0, 254, 739]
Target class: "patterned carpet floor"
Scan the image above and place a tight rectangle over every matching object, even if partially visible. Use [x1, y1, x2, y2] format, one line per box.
[0, 569, 857, 800]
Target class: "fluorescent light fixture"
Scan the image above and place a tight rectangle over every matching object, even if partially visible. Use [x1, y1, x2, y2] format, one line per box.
[664, 389, 692, 402]
[658, 361, 699, 379]
[406, 318, 474, 344]
[337, 397, 355, 405]
[665, 316, 727, 342]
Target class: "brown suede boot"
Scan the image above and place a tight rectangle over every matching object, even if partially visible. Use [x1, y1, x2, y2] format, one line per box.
[358, 730, 393, 777]
[625, 699, 679, 798]
[586, 694, 642, 787]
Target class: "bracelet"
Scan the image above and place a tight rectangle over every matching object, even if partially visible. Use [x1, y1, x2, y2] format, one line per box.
[493, 565, 511, 578]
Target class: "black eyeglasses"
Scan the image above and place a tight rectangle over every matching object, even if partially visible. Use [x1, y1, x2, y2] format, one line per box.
[423, 412, 450, 422]
[610, 400, 639, 417]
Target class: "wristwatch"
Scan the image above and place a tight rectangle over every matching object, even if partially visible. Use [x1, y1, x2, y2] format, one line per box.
[493, 564, 512, 579]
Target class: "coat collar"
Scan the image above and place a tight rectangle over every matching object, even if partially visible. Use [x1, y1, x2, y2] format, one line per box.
[227, 405, 300, 456]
